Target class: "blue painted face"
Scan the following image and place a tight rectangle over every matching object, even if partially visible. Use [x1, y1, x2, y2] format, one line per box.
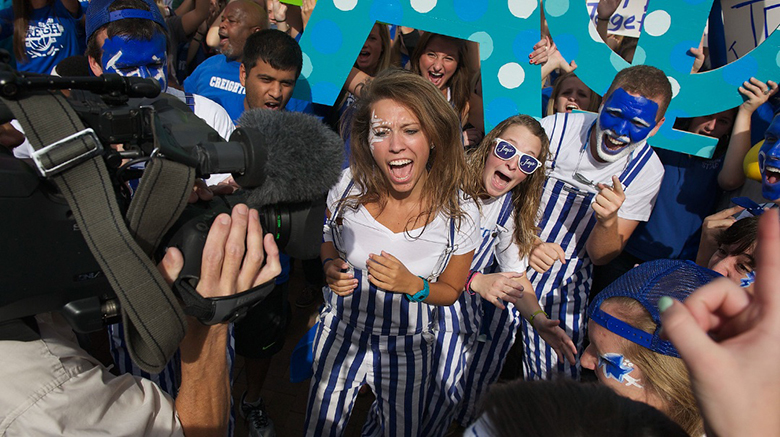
[758, 114, 780, 201]
[101, 33, 168, 91]
[595, 87, 659, 161]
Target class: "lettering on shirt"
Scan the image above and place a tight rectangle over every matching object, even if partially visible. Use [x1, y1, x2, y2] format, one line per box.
[25, 18, 64, 59]
[208, 76, 246, 95]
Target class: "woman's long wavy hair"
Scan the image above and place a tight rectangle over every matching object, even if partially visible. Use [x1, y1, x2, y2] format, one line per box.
[344, 68, 472, 233]
[410, 33, 473, 124]
[463, 115, 549, 258]
[605, 297, 703, 436]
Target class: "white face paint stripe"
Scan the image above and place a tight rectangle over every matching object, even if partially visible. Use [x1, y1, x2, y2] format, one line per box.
[368, 109, 388, 154]
[105, 50, 124, 72]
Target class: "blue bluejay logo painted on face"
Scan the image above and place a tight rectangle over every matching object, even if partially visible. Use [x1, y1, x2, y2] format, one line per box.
[598, 353, 643, 388]
[740, 270, 756, 288]
[594, 88, 659, 162]
[101, 33, 168, 91]
[758, 115, 780, 201]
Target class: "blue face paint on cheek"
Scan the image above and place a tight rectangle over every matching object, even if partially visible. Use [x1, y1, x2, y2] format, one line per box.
[759, 115, 780, 201]
[740, 270, 756, 288]
[598, 353, 644, 388]
[598, 88, 658, 143]
[101, 34, 168, 91]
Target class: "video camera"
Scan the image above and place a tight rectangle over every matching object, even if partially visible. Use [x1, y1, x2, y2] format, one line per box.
[0, 70, 341, 334]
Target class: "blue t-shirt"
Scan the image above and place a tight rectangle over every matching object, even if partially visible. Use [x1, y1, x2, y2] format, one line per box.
[0, 0, 82, 74]
[184, 55, 317, 281]
[625, 148, 723, 261]
[184, 54, 318, 123]
[184, 55, 246, 123]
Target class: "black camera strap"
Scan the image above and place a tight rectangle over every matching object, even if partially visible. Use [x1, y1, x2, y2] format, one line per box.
[1, 91, 188, 373]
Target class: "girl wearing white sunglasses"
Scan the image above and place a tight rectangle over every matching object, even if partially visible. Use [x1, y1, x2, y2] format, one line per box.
[422, 115, 577, 435]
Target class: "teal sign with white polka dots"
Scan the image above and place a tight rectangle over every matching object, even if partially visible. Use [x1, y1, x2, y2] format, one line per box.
[545, 0, 780, 157]
[293, 0, 543, 130]
[295, 0, 780, 158]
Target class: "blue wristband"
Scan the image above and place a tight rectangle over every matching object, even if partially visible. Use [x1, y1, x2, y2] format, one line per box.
[406, 276, 430, 302]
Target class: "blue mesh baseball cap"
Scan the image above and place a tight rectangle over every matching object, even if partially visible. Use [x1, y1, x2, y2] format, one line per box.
[86, 0, 168, 41]
[589, 260, 721, 358]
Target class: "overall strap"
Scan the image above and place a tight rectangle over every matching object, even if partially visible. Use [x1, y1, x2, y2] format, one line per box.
[496, 193, 514, 227]
[619, 144, 654, 187]
[184, 92, 196, 112]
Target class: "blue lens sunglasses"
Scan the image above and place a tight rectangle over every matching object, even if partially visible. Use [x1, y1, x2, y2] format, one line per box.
[493, 138, 542, 175]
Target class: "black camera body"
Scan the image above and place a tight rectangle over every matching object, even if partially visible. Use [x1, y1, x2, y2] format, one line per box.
[0, 75, 329, 332]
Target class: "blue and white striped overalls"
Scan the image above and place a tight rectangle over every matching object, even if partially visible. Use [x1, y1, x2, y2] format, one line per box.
[305, 180, 459, 437]
[421, 193, 516, 434]
[524, 116, 655, 380]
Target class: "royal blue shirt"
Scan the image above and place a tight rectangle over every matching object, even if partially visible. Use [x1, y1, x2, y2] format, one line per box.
[625, 148, 723, 261]
[184, 54, 315, 124]
[0, 0, 82, 74]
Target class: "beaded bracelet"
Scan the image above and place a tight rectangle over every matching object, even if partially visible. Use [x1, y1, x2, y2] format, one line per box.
[529, 309, 548, 325]
[465, 270, 479, 295]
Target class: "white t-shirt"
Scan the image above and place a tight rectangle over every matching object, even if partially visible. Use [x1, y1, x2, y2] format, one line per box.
[540, 112, 664, 222]
[325, 169, 480, 277]
[478, 194, 528, 273]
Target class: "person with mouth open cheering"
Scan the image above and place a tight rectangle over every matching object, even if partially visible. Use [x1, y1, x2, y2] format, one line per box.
[304, 69, 479, 437]
[524, 65, 669, 381]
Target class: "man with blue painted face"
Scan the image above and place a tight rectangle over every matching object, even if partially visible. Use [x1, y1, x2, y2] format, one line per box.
[82, 0, 242, 401]
[85, 0, 235, 144]
[758, 111, 780, 205]
[524, 65, 669, 381]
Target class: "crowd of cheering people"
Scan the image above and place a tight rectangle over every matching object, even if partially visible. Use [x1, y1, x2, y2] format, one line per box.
[0, 0, 779, 435]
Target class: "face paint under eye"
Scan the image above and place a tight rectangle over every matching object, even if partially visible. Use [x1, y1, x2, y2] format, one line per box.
[758, 115, 780, 201]
[598, 353, 643, 388]
[368, 110, 388, 154]
[594, 88, 658, 163]
[101, 34, 169, 92]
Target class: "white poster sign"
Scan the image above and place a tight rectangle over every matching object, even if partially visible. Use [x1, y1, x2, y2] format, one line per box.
[721, 0, 780, 61]
[586, 0, 649, 38]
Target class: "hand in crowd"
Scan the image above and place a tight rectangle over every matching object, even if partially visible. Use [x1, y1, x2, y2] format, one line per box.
[463, 127, 484, 148]
[159, 204, 281, 297]
[660, 208, 780, 436]
[596, 0, 620, 20]
[529, 36, 552, 65]
[366, 251, 420, 294]
[738, 77, 778, 113]
[592, 176, 625, 227]
[688, 39, 706, 73]
[546, 48, 577, 74]
[530, 240, 566, 273]
[301, 0, 316, 29]
[532, 315, 577, 365]
[696, 205, 744, 265]
[267, 0, 287, 25]
[470, 271, 525, 310]
[189, 178, 215, 203]
[323, 257, 358, 296]
[0, 122, 24, 150]
[188, 177, 241, 204]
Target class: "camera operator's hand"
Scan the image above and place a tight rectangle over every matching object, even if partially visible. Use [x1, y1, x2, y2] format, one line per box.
[188, 178, 215, 203]
[196, 203, 281, 297]
[157, 203, 280, 437]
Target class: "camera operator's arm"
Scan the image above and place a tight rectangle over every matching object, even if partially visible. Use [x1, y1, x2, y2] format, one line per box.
[159, 204, 281, 437]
